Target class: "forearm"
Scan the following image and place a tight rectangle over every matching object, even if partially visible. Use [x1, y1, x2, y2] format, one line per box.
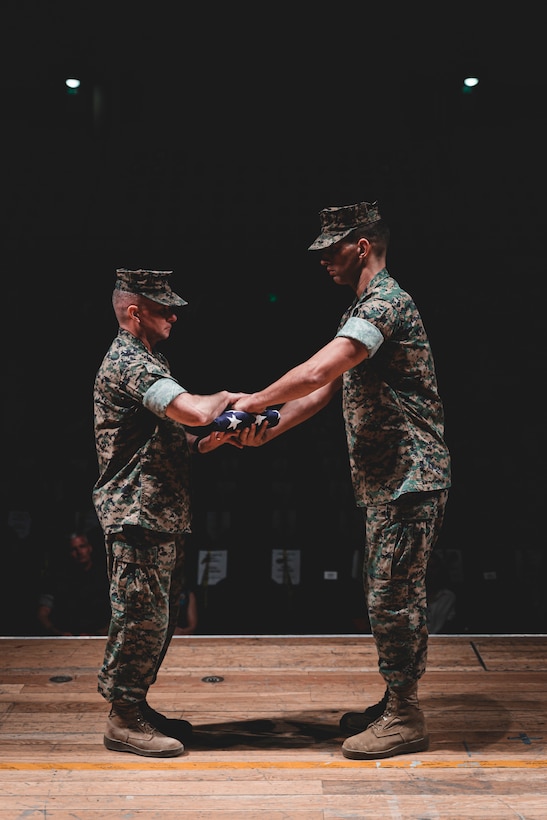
[167, 390, 244, 427]
[238, 381, 341, 447]
[233, 336, 358, 414]
[269, 391, 334, 438]
[37, 606, 61, 636]
[235, 366, 327, 414]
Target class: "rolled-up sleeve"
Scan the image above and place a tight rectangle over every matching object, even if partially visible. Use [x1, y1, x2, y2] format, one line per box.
[336, 317, 384, 358]
[143, 377, 187, 417]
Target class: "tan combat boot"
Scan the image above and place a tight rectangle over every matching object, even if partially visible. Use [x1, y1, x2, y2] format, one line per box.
[341, 683, 429, 760]
[104, 700, 184, 757]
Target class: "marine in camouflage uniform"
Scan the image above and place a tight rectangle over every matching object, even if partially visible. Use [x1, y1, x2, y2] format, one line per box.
[93, 326, 192, 704]
[233, 202, 451, 761]
[338, 265, 450, 695]
[93, 268, 242, 757]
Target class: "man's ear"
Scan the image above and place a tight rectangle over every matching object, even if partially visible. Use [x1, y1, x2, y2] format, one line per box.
[357, 238, 370, 258]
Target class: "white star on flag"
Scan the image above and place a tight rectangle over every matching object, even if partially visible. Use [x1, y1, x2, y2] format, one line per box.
[255, 413, 266, 425]
[225, 412, 245, 430]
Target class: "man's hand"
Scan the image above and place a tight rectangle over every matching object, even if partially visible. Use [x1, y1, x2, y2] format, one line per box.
[232, 395, 264, 414]
[194, 430, 244, 453]
[237, 422, 271, 448]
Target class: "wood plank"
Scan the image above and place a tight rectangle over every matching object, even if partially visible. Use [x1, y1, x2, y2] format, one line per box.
[0, 635, 546, 818]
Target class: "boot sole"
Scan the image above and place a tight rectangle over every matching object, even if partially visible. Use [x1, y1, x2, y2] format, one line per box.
[342, 735, 430, 760]
[104, 736, 184, 757]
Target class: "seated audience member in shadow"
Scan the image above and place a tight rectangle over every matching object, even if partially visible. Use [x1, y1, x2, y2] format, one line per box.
[174, 579, 199, 635]
[36, 530, 111, 636]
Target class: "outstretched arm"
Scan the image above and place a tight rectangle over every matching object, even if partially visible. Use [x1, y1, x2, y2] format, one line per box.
[233, 335, 368, 414]
[238, 378, 342, 448]
[165, 389, 248, 427]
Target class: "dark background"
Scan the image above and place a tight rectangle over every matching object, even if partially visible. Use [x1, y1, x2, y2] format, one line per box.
[3, 2, 546, 634]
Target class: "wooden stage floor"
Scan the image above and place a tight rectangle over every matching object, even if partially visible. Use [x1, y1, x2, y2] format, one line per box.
[0, 634, 546, 819]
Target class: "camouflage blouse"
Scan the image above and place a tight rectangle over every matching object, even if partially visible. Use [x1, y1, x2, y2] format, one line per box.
[92, 329, 191, 535]
[336, 268, 451, 506]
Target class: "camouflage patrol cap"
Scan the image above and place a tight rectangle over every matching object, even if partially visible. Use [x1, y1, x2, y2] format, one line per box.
[308, 201, 382, 251]
[114, 268, 188, 306]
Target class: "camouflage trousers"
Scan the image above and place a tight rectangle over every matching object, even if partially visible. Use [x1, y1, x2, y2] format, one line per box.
[98, 528, 186, 704]
[363, 490, 449, 691]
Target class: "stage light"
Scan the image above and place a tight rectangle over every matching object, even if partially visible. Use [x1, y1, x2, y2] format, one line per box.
[462, 75, 480, 96]
[65, 78, 81, 96]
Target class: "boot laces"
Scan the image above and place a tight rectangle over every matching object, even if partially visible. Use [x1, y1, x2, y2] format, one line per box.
[370, 703, 394, 728]
[113, 705, 156, 734]
[371, 692, 399, 727]
[130, 707, 158, 734]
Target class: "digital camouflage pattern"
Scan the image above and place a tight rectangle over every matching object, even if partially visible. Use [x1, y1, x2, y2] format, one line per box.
[337, 267, 451, 507]
[335, 264, 451, 690]
[93, 321, 191, 704]
[93, 328, 192, 535]
[364, 490, 448, 689]
[308, 201, 382, 250]
[98, 529, 186, 703]
[114, 268, 187, 306]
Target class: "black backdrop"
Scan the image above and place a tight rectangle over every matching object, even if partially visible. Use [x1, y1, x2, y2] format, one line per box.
[3, 2, 546, 634]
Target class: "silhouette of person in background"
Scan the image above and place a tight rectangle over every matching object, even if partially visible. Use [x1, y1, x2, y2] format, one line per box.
[36, 531, 110, 636]
[174, 580, 198, 635]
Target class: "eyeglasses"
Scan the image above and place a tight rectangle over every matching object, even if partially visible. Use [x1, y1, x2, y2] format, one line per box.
[142, 304, 178, 319]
